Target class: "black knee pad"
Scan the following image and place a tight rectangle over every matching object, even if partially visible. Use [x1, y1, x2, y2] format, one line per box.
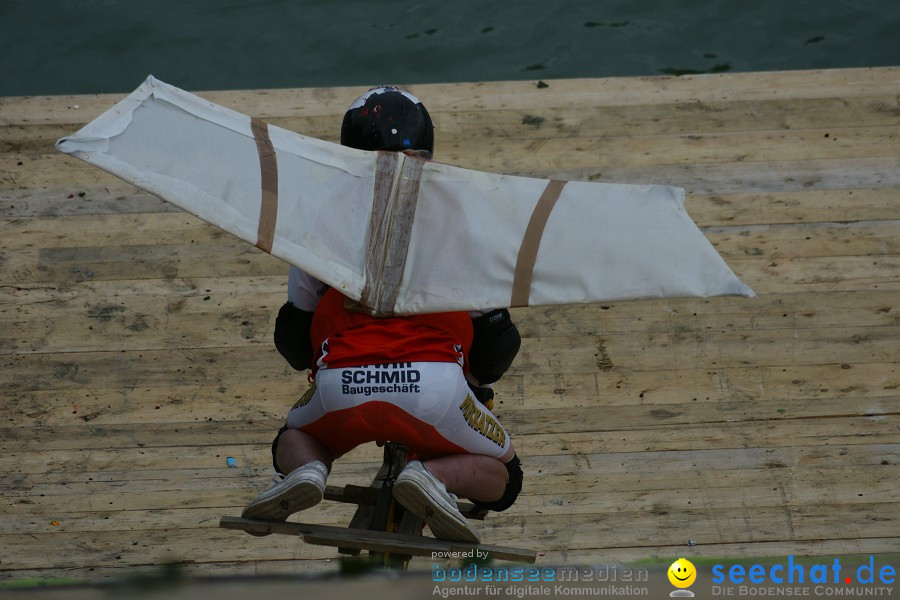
[472, 454, 523, 512]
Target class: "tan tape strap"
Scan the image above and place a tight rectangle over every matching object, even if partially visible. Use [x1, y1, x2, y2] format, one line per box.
[510, 180, 567, 307]
[358, 151, 425, 316]
[359, 151, 399, 313]
[250, 118, 278, 253]
[380, 155, 424, 312]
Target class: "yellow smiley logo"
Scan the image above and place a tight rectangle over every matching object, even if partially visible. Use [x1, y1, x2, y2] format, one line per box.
[668, 558, 697, 588]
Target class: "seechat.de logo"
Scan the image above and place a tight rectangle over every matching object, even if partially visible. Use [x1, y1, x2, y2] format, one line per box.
[712, 555, 897, 591]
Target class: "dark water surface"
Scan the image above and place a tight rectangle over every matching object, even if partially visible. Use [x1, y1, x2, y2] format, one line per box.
[1, 0, 898, 96]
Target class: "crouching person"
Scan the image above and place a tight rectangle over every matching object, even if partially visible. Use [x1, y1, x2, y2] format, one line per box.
[241, 85, 523, 543]
[242, 288, 523, 543]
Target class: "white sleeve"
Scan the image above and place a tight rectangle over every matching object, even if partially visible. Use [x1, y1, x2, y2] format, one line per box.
[287, 266, 328, 311]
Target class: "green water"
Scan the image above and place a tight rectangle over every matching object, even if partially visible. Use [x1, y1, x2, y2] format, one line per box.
[1, 0, 898, 96]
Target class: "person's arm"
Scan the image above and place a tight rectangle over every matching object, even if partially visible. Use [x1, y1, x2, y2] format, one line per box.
[286, 266, 328, 312]
[274, 267, 328, 371]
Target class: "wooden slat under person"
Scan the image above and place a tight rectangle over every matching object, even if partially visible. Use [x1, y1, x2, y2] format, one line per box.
[0, 67, 898, 583]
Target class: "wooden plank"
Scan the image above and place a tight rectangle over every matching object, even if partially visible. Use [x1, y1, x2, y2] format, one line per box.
[435, 95, 900, 141]
[487, 503, 900, 550]
[0, 185, 174, 218]
[4, 356, 897, 430]
[4, 284, 897, 345]
[4, 457, 897, 527]
[729, 254, 900, 293]
[0, 241, 285, 287]
[9, 95, 900, 159]
[1, 500, 895, 571]
[519, 157, 900, 195]
[0, 274, 287, 305]
[4, 213, 897, 268]
[5, 307, 900, 401]
[6, 463, 893, 524]
[218, 517, 537, 563]
[686, 188, 900, 227]
[4, 387, 898, 454]
[4, 184, 898, 228]
[12, 80, 879, 142]
[517, 417, 900, 455]
[515, 289, 900, 330]
[9, 155, 900, 212]
[707, 221, 900, 260]
[0, 391, 893, 451]
[439, 126, 900, 172]
[17, 126, 900, 192]
[412, 68, 900, 108]
[3, 442, 898, 501]
[3, 282, 898, 358]
[6, 280, 900, 356]
[0, 213, 231, 250]
[4, 68, 897, 129]
[514, 326, 900, 373]
[0, 301, 280, 354]
[0, 347, 298, 393]
[502, 362, 900, 409]
[2, 414, 896, 474]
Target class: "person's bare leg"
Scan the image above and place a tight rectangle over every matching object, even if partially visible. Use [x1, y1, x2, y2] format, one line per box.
[422, 453, 509, 504]
[275, 428, 333, 473]
[241, 429, 333, 528]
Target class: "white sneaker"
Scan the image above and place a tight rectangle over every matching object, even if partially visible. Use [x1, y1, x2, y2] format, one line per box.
[242, 461, 327, 527]
[393, 460, 480, 544]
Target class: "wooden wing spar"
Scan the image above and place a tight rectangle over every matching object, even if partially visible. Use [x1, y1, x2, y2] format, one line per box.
[56, 75, 754, 315]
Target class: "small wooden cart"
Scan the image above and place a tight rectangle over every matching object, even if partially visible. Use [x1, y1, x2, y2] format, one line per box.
[221, 443, 536, 569]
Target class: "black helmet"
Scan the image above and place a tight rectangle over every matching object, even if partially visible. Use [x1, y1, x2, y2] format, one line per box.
[340, 86, 434, 155]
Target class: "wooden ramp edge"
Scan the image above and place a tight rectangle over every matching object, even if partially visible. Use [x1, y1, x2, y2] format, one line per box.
[219, 516, 537, 564]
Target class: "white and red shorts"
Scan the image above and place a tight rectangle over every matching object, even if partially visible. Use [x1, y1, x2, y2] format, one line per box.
[285, 361, 513, 460]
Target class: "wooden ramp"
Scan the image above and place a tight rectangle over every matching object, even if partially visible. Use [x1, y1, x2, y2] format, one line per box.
[1, 67, 899, 584]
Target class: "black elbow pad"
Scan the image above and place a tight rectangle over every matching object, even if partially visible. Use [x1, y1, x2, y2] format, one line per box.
[273, 302, 314, 371]
[468, 309, 521, 385]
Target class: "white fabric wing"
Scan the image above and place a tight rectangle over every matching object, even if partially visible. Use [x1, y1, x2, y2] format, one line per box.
[57, 75, 753, 315]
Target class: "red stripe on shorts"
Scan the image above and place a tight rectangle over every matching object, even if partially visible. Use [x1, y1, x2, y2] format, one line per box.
[299, 401, 469, 459]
